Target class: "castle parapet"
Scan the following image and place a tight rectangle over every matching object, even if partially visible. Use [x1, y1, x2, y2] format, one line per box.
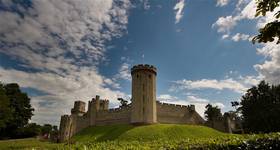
[156, 101, 195, 111]
[187, 105, 195, 111]
[131, 64, 157, 75]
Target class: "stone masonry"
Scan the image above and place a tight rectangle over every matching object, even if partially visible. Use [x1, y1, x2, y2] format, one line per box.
[59, 64, 205, 142]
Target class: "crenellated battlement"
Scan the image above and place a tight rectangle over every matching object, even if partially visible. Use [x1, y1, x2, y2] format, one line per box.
[156, 101, 195, 111]
[131, 64, 157, 75]
[61, 114, 71, 120]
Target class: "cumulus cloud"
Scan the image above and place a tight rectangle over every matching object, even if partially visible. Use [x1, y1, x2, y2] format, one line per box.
[0, 0, 131, 63]
[212, 0, 256, 34]
[256, 7, 280, 28]
[174, 0, 185, 24]
[216, 0, 230, 7]
[113, 57, 132, 81]
[170, 75, 262, 94]
[213, 102, 225, 109]
[170, 78, 245, 93]
[254, 41, 280, 84]
[115, 63, 131, 81]
[212, 16, 238, 33]
[238, 0, 257, 20]
[157, 94, 178, 101]
[231, 33, 251, 42]
[0, 66, 126, 125]
[213, 0, 280, 85]
[222, 34, 230, 39]
[0, 0, 131, 125]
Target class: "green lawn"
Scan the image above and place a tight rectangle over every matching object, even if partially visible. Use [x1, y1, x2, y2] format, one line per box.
[0, 138, 60, 150]
[73, 124, 232, 142]
[0, 124, 279, 150]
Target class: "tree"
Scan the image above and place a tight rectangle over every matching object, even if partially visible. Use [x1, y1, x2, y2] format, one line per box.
[0, 83, 12, 130]
[19, 123, 41, 138]
[41, 124, 53, 136]
[0, 83, 34, 138]
[117, 98, 129, 107]
[204, 104, 223, 126]
[235, 81, 280, 133]
[253, 0, 280, 44]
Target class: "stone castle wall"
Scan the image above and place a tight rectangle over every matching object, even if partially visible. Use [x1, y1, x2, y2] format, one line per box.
[59, 115, 72, 142]
[74, 114, 90, 134]
[95, 107, 131, 125]
[156, 102, 205, 124]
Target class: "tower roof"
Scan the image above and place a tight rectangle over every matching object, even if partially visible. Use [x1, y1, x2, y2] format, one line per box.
[131, 64, 157, 75]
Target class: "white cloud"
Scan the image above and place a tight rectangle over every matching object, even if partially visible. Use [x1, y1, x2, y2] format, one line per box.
[174, 0, 185, 24]
[212, 16, 238, 33]
[170, 73, 263, 94]
[213, 0, 280, 84]
[238, 0, 257, 20]
[212, 102, 225, 109]
[187, 95, 209, 103]
[212, 0, 256, 34]
[114, 57, 132, 81]
[157, 94, 178, 101]
[222, 34, 230, 39]
[0, 0, 131, 125]
[254, 41, 280, 84]
[170, 78, 247, 93]
[115, 63, 131, 81]
[0, 0, 131, 64]
[216, 0, 230, 7]
[231, 33, 251, 42]
[0, 67, 126, 125]
[256, 7, 280, 28]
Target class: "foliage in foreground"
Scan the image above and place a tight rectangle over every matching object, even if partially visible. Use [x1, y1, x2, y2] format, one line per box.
[0, 133, 280, 150]
[253, 0, 280, 44]
[0, 83, 34, 139]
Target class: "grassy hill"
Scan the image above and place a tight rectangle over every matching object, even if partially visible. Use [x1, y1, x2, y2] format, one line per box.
[1, 124, 279, 149]
[73, 124, 231, 142]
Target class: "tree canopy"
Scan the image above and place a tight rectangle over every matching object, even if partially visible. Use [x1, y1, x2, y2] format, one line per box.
[0, 83, 34, 139]
[204, 104, 223, 122]
[253, 0, 280, 44]
[0, 83, 12, 129]
[233, 81, 280, 133]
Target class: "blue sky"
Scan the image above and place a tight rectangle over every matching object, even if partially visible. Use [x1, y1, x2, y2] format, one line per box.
[0, 0, 279, 125]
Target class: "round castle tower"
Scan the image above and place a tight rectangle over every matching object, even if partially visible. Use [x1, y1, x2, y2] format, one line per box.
[131, 64, 157, 124]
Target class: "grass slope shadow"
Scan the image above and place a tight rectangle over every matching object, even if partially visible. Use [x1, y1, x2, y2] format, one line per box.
[73, 124, 135, 142]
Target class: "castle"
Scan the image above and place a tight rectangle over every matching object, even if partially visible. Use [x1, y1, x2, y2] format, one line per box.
[59, 64, 205, 142]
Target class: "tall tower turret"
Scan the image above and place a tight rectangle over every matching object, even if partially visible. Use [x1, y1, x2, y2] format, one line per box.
[131, 64, 157, 124]
[71, 101, 86, 116]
